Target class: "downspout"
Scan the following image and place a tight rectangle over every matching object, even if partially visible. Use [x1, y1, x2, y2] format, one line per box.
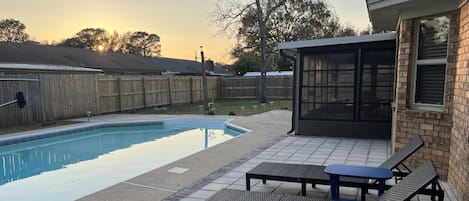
[280, 49, 297, 134]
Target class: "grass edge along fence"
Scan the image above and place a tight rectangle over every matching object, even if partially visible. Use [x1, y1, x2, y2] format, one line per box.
[1, 73, 292, 127]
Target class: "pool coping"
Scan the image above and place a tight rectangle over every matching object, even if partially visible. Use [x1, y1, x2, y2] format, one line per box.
[0, 117, 251, 146]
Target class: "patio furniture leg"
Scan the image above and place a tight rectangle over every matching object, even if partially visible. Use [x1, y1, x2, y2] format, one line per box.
[263, 178, 266, 184]
[329, 175, 340, 200]
[301, 182, 306, 196]
[377, 179, 386, 196]
[246, 177, 251, 191]
[361, 186, 367, 201]
[431, 181, 436, 201]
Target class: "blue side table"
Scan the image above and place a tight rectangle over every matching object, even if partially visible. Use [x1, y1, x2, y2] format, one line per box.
[324, 165, 393, 201]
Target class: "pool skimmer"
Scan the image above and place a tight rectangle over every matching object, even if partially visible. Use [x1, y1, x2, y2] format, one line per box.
[167, 167, 189, 174]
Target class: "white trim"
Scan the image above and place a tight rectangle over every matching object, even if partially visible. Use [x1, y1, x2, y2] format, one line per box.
[415, 59, 448, 65]
[367, 0, 409, 10]
[400, 2, 460, 20]
[410, 14, 450, 111]
[0, 63, 103, 73]
[278, 33, 396, 50]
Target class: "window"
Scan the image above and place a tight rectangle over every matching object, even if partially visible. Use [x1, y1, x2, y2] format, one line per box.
[301, 52, 355, 120]
[360, 50, 395, 121]
[413, 15, 449, 108]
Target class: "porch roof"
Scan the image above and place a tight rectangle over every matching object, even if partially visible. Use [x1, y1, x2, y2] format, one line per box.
[366, 0, 463, 32]
[278, 32, 396, 50]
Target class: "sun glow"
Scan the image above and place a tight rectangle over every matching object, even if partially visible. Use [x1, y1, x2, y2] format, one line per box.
[97, 45, 104, 52]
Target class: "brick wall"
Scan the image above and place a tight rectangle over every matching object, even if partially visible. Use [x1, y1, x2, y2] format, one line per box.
[448, 2, 469, 200]
[392, 12, 460, 179]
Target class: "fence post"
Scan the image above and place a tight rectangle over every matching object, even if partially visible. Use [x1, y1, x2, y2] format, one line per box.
[142, 76, 147, 108]
[94, 75, 101, 114]
[256, 77, 260, 99]
[284, 76, 289, 99]
[118, 77, 123, 112]
[39, 74, 47, 122]
[190, 77, 194, 103]
[167, 77, 172, 105]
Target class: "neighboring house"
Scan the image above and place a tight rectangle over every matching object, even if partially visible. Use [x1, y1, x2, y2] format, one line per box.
[145, 57, 233, 76]
[280, 0, 469, 199]
[0, 42, 162, 74]
[243, 71, 293, 77]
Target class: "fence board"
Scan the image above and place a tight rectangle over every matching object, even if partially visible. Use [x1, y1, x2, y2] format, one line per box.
[41, 74, 97, 120]
[0, 74, 43, 127]
[219, 76, 292, 99]
[1, 73, 291, 127]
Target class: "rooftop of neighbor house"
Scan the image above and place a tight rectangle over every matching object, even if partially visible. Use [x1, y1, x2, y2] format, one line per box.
[278, 32, 396, 50]
[0, 42, 232, 75]
[0, 42, 163, 74]
[145, 57, 233, 76]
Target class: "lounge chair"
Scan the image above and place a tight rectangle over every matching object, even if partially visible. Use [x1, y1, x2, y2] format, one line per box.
[246, 136, 428, 200]
[208, 160, 444, 201]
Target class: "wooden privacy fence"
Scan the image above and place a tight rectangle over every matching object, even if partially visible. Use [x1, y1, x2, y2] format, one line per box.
[219, 76, 293, 99]
[96, 75, 218, 113]
[0, 74, 45, 127]
[0, 73, 290, 127]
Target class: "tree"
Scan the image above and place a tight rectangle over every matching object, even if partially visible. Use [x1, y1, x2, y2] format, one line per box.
[59, 29, 161, 57]
[232, 54, 260, 75]
[60, 28, 108, 51]
[337, 26, 357, 37]
[0, 18, 29, 43]
[127, 31, 161, 57]
[213, 0, 346, 102]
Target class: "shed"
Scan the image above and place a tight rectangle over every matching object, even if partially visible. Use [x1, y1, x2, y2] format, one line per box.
[279, 33, 396, 139]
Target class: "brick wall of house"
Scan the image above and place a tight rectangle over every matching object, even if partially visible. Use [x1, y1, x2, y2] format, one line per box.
[392, 12, 460, 179]
[448, 2, 469, 200]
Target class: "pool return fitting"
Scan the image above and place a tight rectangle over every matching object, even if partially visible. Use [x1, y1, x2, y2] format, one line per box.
[0, 91, 27, 108]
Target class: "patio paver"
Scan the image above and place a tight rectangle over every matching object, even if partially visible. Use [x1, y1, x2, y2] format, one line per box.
[171, 136, 457, 201]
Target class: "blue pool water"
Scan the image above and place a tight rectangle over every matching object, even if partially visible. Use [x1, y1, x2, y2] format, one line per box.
[0, 118, 247, 201]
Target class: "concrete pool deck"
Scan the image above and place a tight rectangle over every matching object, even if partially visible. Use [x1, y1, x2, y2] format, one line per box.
[74, 110, 293, 201]
[1, 110, 457, 201]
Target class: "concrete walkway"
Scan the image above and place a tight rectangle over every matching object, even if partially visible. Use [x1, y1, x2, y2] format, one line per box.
[77, 110, 293, 201]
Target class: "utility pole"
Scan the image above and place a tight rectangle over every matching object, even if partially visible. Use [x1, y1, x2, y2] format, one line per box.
[200, 46, 209, 114]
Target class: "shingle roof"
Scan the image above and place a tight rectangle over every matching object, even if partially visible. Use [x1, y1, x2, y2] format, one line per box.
[145, 57, 233, 76]
[145, 57, 203, 75]
[0, 42, 162, 74]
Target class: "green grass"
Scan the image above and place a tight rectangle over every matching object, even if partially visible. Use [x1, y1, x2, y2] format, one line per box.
[0, 100, 291, 135]
[0, 121, 82, 136]
[129, 99, 292, 116]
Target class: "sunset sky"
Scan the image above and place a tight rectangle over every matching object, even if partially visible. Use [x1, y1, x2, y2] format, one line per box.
[0, 0, 370, 64]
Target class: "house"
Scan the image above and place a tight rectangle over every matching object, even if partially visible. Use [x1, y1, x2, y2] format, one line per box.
[144, 57, 233, 76]
[280, 0, 469, 199]
[0, 42, 162, 74]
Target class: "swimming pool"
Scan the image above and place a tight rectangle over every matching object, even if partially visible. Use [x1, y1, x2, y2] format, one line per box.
[0, 118, 248, 201]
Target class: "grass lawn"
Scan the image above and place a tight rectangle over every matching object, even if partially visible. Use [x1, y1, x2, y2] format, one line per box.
[0, 121, 81, 136]
[0, 100, 291, 135]
[129, 99, 292, 116]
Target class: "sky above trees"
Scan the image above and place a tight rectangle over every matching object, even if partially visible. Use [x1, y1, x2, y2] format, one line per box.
[0, 0, 369, 64]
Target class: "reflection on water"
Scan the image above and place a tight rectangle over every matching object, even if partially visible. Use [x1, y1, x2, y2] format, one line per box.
[0, 124, 241, 186]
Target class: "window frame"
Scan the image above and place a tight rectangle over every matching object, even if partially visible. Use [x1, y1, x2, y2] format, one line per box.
[411, 13, 450, 111]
